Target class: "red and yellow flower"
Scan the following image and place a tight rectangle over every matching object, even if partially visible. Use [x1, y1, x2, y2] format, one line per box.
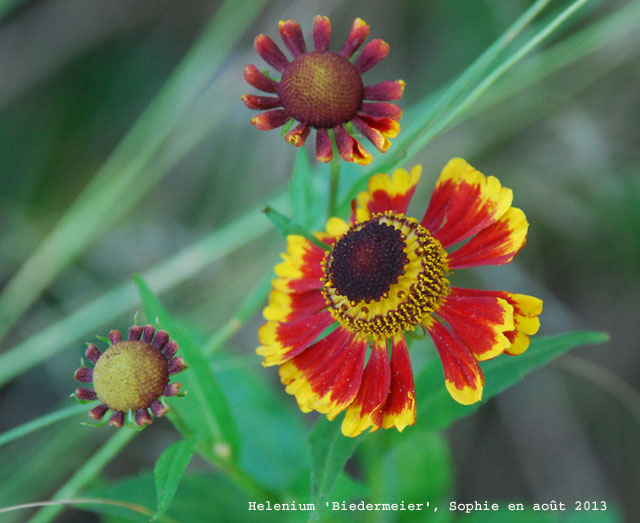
[242, 16, 404, 165]
[257, 159, 542, 437]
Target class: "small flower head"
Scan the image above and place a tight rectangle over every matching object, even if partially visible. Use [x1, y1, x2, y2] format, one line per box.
[74, 324, 187, 428]
[243, 16, 404, 164]
[258, 159, 543, 437]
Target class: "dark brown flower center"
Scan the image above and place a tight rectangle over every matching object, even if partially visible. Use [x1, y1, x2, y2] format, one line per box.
[278, 51, 363, 128]
[325, 220, 408, 303]
[93, 341, 169, 412]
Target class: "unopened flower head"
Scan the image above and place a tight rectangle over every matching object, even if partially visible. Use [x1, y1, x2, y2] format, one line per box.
[243, 16, 404, 165]
[257, 159, 542, 437]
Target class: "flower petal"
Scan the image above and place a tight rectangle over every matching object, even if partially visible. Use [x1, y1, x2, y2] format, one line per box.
[381, 335, 416, 431]
[243, 64, 279, 94]
[340, 18, 370, 59]
[352, 114, 400, 154]
[251, 109, 290, 130]
[109, 330, 122, 345]
[447, 207, 528, 269]
[128, 325, 143, 341]
[359, 102, 402, 121]
[355, 165, 422, 221]
[151, 400, 168, 418]
[74, 367, 93, 383]
[164, 382, 181, 397]
[278, 19, 307, 57]
[285, 122, 310, 147]
[421, 158, 513, 248]
[364, 80, 405, 101]
[451, 288, 542, 355]
[342, 338, 391, 437]
[75, 387, 97, 401]
[334, 125, 372, 165]
[426, 319, 484, 405]
[280, 327, 367, 419]
[274, 235, 325, 283]
[355, 39, 390, 74]
[85, 343, 101, 364]
[152, 330, 169, 350]
[255, 34, 289, 72]
[263, 288, 327, 322]
[108, 412, 124, 428]
[241, 94, 282, 110]
[437, 292, 514, 361]
[257, 310, 334, 366]
[313, 15, 331, 51]
[135, 408, 153, 426]
[89, 404, 108, 421]
[315, 128, 333, 163]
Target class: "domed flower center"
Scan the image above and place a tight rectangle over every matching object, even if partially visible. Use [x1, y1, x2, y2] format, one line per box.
[327, 220, 408, 303]
[93, 341, 169, 412]
[322, 213, 450, 337]
[278, 51, 363, 128]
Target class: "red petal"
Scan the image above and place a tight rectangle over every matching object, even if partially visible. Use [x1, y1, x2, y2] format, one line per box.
[422, 158, 513, 248]
[315, 128, 333, 163]
[355, 165, 421, 220]
[243, 64, 278, 94]
[85, 344, 101, 364]
[340, 18, 370, 58]
[108, 412, 124, 428]
[278, 19, 307, 57]
[342, 338, 391, 437]
[128, 325, 143, 341]
[427, 320, 484, 405]
[285, 122, 310, 146]
[360, 102, 402, 120]
[251, 109, 290, 130]
[255, 34, 289, 72]
[135, 408, 153, 426]
[152, 330, 169, 350]
[437, 293, 514, 361]
[334, 125, 372, 165]
[355, 39, 389, 74]
[74, 367, 93, 383]
[108, 330, 121, 345]
[352, 115, 399, 154]
[241, 94, 282, 110]
[313, 15, 331, 51]
[447, 207, 528, 268]
[89, 404, 108, 421]
[75, 387, 97, 401]
[143, 325, 155, 343]
[263, 288, 327, 323]
[381, 335, 416, 431]
[364, 80, 405, 101]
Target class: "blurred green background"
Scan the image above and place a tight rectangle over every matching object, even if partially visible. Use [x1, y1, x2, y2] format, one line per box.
[0, 0, 638, 521]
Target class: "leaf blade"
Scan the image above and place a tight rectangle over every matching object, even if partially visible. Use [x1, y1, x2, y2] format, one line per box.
[153, 439, 196, 520]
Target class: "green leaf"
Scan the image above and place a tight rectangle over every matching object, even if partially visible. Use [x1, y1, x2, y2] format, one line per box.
[263, 206, 330, 251]
[414, 331, 609, 431]
[308, 417, 363, 519]
[289, 148, 323, 229]
[153, 439, 196, 520]
[134, 276, 241, 461]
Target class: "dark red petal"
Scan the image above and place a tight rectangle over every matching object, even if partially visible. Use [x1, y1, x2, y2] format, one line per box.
[315, 128, 333, 163]
[334, 125, 372, 165]
[364, 80, 405, 101]
[241, 94, 282, 110]
[128, 325, 143, 341]
[108, 330, 121, 345]
[251, 109, 290, 130]
[75, 387, 97, 401]
[255, 34, 289, 72]
[168, 356, 187, 375]
[360, 102, 402, 120]
[313, 15, 331, 51]
[355, 39, 390, 74]
[278, 19, 307, 57]
[108, 412, 124, 428]
[152, 330, 169, 350]
[243, 64, 278, 94]
[381, 335, 416, 431]
[74, 367, 93, 383]
[164, 382, 181, 397]
[163, 340, 178, 360]
[352, 116, 389, 153]
[85, 344, 101, 364]
[143, 325, 155, 343]
[340, 18, 370, 58]
[89, 404, 108, 421]
[135, 409, 153, 426]
[151, 400, 168, 418]
[285, 122, 310, 147]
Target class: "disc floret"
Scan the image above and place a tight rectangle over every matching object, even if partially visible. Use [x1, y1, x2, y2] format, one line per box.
[74, 324, 187, 428]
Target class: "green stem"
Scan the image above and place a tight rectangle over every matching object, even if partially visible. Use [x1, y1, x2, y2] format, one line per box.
[30, 428, 137, 523]
[328, 156, 341, 218]
[0, 403, 92, 448]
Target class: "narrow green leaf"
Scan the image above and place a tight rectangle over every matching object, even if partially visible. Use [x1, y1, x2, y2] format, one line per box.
[308, 417, 363, 519]
[153, 439, 196, 520]
[414, 330, 609, 431]
[134, 276, 241, 461]
[289, 148, 322, 229]
[263, 206, 330, 251]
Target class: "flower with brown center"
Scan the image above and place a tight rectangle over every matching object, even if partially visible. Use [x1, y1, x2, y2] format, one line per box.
[74, 324, 187, 428]
[243, 16, 404, 164]
[257, 159, 543, 437]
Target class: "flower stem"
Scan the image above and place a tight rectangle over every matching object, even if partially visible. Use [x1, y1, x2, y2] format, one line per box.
[0, 403, 91, 448]
[328, 155, 341, 218]
[29, 428, 137, 523]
